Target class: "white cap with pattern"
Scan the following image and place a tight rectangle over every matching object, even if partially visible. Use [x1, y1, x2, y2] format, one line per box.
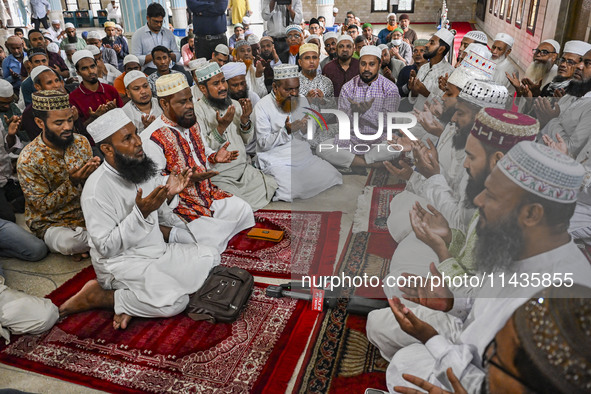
[87, 108, 133, 143]
[156, 73, 189, 97]
[463, 30, 488, 45]
[124, 70, 147, 87]
[273, 64, 299, 80]
[494, 33, 514, 47]
[194, 62, 222, 83]
[459, 79, 508, 109]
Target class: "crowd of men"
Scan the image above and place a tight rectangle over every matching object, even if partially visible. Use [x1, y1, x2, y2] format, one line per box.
[0, 2, 590, 392]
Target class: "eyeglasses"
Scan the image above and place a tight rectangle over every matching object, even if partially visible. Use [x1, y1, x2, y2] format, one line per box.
[482, 338, 538, 392]
[559, 57, 579, 66]
[532, 49, 556, 56]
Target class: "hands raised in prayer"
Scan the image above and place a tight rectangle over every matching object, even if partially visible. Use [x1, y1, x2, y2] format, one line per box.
[408, 70, 430, 97]
[255, 58, 265, 78]
[285, 115, 308, 134]
[533, 97, 560, 128]
[506, 71, 522, 93]
[521, 77, 542, 97]
[382, 66, 395, 83]
[4, 115, 21, 136]
[425, 97, 444, 119]
[384, 158, 414, 181]
[239, 98, 253, 123]
[413, 107, 444, 137]
[89, 99, 118, 119]
[394, 368, 467, 394]
[438, 73, 449, 92]
[542, 134, 569, 156]
[214, 141, 239, 163]
[388, 296, 438, 344]
[410, 202, 452, 261]
[399, 262, 454, 312]
[413, 139, 440, 178]
[190, 168, 219, 183]
[554, 87, 566, 98]
[165, 168, 192, 200]
[141, 114, 156, 129]
[136, 185, 168, 218]
[347, 97, 375, 113]
[216, 105, 236, 134]
[389, 133, 414, 152]
[69, 157, 101, 186]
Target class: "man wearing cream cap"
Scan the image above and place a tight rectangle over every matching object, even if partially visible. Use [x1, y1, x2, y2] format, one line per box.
[298, 43, 334, 98]
[141, 73, 255, 254]
[490, 32, 517, 94]
[194, 62, 277, 209]
[122, 70, 162, 133]
[60, 108, 219, 330]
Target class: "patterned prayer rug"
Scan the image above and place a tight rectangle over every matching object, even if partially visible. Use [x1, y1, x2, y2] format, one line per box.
[222, 210, 341, 279]
[0, 267, 319, 393]
[353, 185, 406, 234]
[296, 231, 398, 393]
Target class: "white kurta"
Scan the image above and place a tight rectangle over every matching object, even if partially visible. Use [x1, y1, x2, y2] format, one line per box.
[491, 57, 517, 98]
[409, 60, 454, 111]
[81, 162, 219, 317]
[194, 97, 277, 210]
[122, 98, 163, 134]
[386, 241, 591, 393]
[253, 93, 342, 202]
[246, 67, 268, 99]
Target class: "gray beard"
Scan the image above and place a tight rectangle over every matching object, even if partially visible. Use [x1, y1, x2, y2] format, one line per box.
[525, 61, 553, 83]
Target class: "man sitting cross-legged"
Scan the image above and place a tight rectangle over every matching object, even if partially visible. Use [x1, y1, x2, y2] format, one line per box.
[60, 109, 220, 329]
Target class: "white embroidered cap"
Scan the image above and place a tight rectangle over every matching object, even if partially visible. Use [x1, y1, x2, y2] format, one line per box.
[494, 32, 514, 47]
[155, 73, 190, 97]
[123, 70, 147, 87]
[87, 108, 133, 143]
[434, 28, 455, 47]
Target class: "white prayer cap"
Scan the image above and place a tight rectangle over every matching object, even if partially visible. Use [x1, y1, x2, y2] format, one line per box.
[286, 24, 303, 35]
[378, 44, 388, 52]
[194, 62, 222, 83]
[323, 32, 338, 42]
[498, 141, 584, 203]
[305, 34, 321, 43]
[87, 45, 100, 56]
[359, 45, 382, 60]
[273, 64, 299, 80]
[123, 70, 147, 87]
[51, 19, 60, 24]
[563, 40, 591, 56]
[123, 54, 140, 66]
[494, 32, 514, 47]
[247, 34, 259, 45]
[87, 108, 133, 143]
[214, 44, 230, 55]
[333, 7, 339, 13]
[387, 13, 396, 20]
[463, 30, 488, 45]
[64, 22, 75, 29]
[30, 65, 52, 83]
[47, 43, 59, 53]
[87, 31, 101, 40]
[64, 43, 77, 51]
[188, 58, 208, 71]
[541, 39, 560, 53]
[457, 49, 495, 82]
[242, 16, 251, 25]
[115, 24, 123, 32]
[156, 73, 189, 97]
[337, 35, 354, 44]
[464, 43, 491, 59]
[434, 28, 454, 47]
[0, 80, 13, 98]
[448, 68, 476, 90]
[221, 61, 247, 80]
[72, 49, 94, 65]
[459, 79, 508, 109]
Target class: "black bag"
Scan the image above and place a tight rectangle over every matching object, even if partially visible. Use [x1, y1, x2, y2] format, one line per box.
[185, 266, 254, 324]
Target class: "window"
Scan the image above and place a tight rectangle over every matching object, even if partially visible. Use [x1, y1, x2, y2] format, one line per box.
[515, 0, 525, 28]
[371, 0, 388, 13]
[66, 0, 78, 11]
[396, 0, 415, 13]
[506, 0, 515, 22]
[526, 0, 539, 35]
[499, 0, 506, 19]
[493, 0, 499, 16]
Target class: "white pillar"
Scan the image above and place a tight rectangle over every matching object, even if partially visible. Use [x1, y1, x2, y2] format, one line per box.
[120, 0, 168, 34]
[170, 0, 187, 29]
[317, 0, 335, 27]
[48, 0, 64, 26]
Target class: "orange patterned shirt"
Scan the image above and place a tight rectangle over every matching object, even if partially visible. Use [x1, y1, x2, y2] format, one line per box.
[17, 134, 91, 238]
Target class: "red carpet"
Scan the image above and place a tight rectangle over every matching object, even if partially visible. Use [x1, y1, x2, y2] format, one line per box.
[0, 267, 319, 393]
[368, 185, 406, 234]
[223, 209, 341, 278]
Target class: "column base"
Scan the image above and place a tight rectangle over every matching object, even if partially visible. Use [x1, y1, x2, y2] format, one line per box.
[171, 7, 187, 30]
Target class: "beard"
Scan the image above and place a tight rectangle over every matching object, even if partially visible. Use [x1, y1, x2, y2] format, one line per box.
[302, 68, 317, 78]
[206, 94, 232, 111]
[229, 86, 248, 100]
[464, 166, 489, 209]
[289, 45, 300, 56]
[260, 50, 273, 60]
[452, 123, 471, 150]
[45, 126, 74, 150]
[176, 110, 197, 128]
[114, 150, 159, 184]
[360, 71, 377, 84]
[276, 95, 298, 112]
[87, 77, 99, 84]
[566, 77, 591, 97]
[423, 48, 438, 60]
[338, 53, 351, 62]
[67, 35, 78, 43]
[525, 60, 553, 83]
[474, 207, 525, 273]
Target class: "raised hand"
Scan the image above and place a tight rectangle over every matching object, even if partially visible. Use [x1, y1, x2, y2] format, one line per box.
[166, 168, 192, 198]
[382, 65, 395, 82]
[4, 115, 21, 136]
[216, 105, 236, 134]
[89, 99, 117, 119]
[69, 157, 101, 185]
[413, 139, 440, 178]
[554, 87, 566, 98]
[388, 297, 438, 344]
[389, 133, 414, 152]
[135, 185, 168, 218]
[141, 113, 156, 128]
[113, 44, 122, 53]
[409, 204, 450, 260]
[506, 71, 521, 92]
[533, 97, 560, 128]
[400, 262, 454, 312]
[384, 159, 414, 181]
[255, 59, 265, 77]
[214, 141, 239, 163]
[408, 69, 417, 93]
[542, 134, 569, 156]
[285, 116, 292, 134]
[412, 202, 452, 243]
[438, 73, 449, 92]
[190, 167, 219, 183]
[521, 77, 542, 97]
[426, 97, 443, 119]
[238, 98, 252, 121]
[394, 368, 467, 394]
[416, 108, 444, 137]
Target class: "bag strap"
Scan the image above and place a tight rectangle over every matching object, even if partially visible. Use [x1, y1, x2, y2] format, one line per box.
[187, 312, 216, 324]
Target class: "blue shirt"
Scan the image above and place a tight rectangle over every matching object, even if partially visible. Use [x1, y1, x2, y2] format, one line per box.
[188, 0, 228, 36]
[130, 25, 180, 70]
[2, 54, 24, 90]
[29, 0, 49, 19]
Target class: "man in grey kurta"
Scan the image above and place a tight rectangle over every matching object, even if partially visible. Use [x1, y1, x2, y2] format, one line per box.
[195, 62, 277, 210]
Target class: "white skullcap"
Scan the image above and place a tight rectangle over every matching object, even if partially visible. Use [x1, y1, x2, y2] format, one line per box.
[333, 7, 339, 13]
[51, 19, 60, 24]
[194, 62, 222, 83]
[305, 34, 321, 43]
[242, 16, 250, 24]
[247, 34, 259, 45]
[0, 80, 13, 98]
[87, 45, 100, 56]
[378, 44, 388, 51]
[498, 141, 584, 203]
[463, 30, 488, 45]
[464, 43, 492, 59]
[494, 32, 514, 47]
[359, 45, 382, 60]
[434, 28, 454, 47]
[30, 65, 52, 83]
[115, 24, 123, 31]
[123, 54, 139, 66]
[221, 61, 247, 80]
[64, 43, 77, 51]
[273, 64, 299, 80]
[214, 43, 230, 56]
[324, 32, 338, 42]
[387, 13, 396, 20]
[87, 31, 101, 40]
[87, 108, 133, 143]
[563, 40, 591, 56]
[188, 58, 208, 71]
[459, 79, 508, 109]
[447, 67, 474, 90]
[541, 39, 560, 53]
[47, 43, 59, 53]
[64, 22, 75, 29]
[337, 35, 354, 44]
[72, 49, 94, 65]
[156, 73, 189, 97]
[123, 70, 147, 87]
